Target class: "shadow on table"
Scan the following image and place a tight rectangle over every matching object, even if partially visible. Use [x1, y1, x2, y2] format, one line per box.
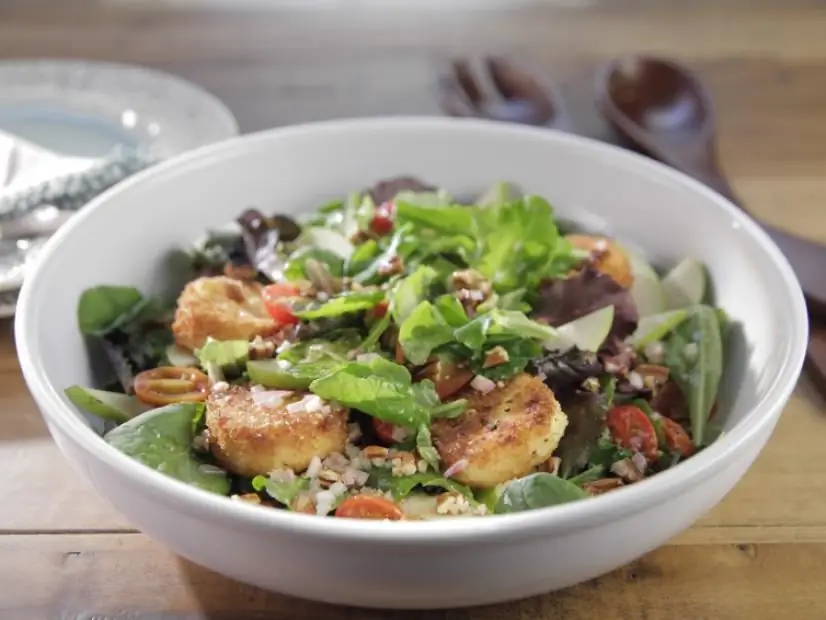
[175, 554, 653, 620]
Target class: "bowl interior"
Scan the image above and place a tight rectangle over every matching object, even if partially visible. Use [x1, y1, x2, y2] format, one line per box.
[23, 118, 803, 458]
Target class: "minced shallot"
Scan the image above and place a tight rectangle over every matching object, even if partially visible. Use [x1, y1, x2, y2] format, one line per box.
[470, 374, 496, 394]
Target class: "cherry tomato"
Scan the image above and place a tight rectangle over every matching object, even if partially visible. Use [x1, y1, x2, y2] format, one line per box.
[262, 283, 302, 326]
[606, 405, 659, 459]
[335, 495, 404, 520]
[425, 359, 474, 400]
[369, 201, 395, 236]
[395, 341, 405, 364]
[370, 299, 389, 318]
[660, 417, 695, 457]
[134, 366, 210, 406]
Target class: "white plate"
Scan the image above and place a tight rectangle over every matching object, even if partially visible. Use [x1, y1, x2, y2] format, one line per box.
[0, 60, 238, 319]
[0, 60, 238, 158]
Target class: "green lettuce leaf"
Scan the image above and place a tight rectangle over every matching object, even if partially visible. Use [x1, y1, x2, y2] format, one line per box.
[293, 290, 384, 320]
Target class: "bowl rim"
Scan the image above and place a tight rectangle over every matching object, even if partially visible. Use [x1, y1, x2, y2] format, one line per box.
[15, 116, 809, 544]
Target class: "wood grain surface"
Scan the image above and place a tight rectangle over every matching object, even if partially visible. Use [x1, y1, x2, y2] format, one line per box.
[1, 0, 826, 618]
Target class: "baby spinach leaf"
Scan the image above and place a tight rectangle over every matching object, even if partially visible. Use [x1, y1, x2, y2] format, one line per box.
[104, 403, 230, 495]
[454, 310, 556, 353]
[293, 290, 384, 320]
[77, 285, 144, 335]
[252, 474, 310, 507]
[309, 359, 430, 428]
[663, 304, 723, 446]
[469, 338, 541, 382]
[494, 472, 589, 514]
[434, 295, 469, 327]
[362, 313, 391, 351]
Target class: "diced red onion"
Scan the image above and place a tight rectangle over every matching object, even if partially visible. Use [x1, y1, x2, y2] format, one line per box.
[444, 458, 469, 478]
[470, 375, 496, 394]
[631, 452, 647, 473]
[251, 390, 292, 408]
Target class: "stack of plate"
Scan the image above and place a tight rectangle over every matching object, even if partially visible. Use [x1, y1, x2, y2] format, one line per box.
[0, 60, 239, 318]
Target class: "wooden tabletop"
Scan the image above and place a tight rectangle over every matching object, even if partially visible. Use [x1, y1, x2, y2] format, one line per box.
[2, 0, 826, 618]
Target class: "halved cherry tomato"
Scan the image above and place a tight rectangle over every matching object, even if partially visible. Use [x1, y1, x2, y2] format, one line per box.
[659, 417, 695, 457]
[262, 283, 302, 326]
[134, 366, 210, 406]
[395, 340, 405, 364]
[606, 405, 659, 459]
[424, 359, 474, 400]
[369, 201, 395, 236]
[372, 418, 411, 445]
[370, 299, 389, 318]
[335, 494, 404, 520]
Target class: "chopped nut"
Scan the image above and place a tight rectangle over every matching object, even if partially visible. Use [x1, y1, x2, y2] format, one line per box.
[581, 376, 600, 393]
[450, 269, 491, 294]
[378, 255, 404, 277]
[483, 345, 510, 368]
[318, 469, 341, 483]
[537, 456, 561, 475]
[610, 458, 644, 483]
[232, 493, 262, 505]
[362, 445, 389, 459]
[582, 478, 625, 495]
[634, 364, 670, 391]
[391, 451, 418, 477]
[249, 336, 276, 360]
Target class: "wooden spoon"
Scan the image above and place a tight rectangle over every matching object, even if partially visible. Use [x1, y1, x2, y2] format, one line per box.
[595, 55, 826, 391]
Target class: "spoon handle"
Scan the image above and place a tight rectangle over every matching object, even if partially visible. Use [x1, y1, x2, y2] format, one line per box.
[653, 151, 826, 319]
[652, 150, 826, 389]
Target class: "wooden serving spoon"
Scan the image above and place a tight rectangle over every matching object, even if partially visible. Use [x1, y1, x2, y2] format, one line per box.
[595, 55, 826, 393]
[438, 54, 826, 392]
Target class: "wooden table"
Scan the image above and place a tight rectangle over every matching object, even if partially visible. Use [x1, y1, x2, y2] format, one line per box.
[2, 0, 826, 617]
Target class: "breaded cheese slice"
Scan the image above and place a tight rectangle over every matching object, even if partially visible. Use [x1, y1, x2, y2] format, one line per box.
[431, 373, 568, 489]
[566, 234, 634, 288]
[171, 276, 279, 351]
[205, 385, 348, 477]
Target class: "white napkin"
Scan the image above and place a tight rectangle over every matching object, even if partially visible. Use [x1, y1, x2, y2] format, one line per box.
[0, 129, 98, 198]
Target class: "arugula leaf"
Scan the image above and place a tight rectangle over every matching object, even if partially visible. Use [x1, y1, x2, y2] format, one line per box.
[252, 474, 310, 507]
[434, 295, 469, 327]
[293, 290, 384, 320]
[393, 189, 454, 208]
[663, 305, 723, 446]
[362, 313, 391, 351]
[415, 424, 441, 471]
[368, 468, 472, 501]
[472, 195, 573, 292]
[398, 301, 455, 365]
[196, 339, 249, 371]
[455, 310, 556, 353]
[494, 472, 589, 514]
[283, 246, 344, 281]
[390, 265, 438, 324]
[276, 331, 360, 365]
[395, 200, 477, 236]
[469, 338, 542, 382]
[77, 285, 144, 335]
[345, 239, 381, 277]
[247, 357, 346, 390]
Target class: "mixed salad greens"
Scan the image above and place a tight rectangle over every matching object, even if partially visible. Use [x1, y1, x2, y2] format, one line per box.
[66, 177, 728, 520]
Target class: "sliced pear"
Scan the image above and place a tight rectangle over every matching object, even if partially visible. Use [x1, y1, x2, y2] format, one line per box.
[622, 245, 666, 317]
[305, 227, 354, 260]
[65, 386, 150, 424]
[662, 258, 707, 309]
[543, 305, 615, 353]
[628, 308, 691, 349]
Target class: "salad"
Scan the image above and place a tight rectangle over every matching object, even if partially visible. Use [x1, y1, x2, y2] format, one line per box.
[66, 177, 727, 520]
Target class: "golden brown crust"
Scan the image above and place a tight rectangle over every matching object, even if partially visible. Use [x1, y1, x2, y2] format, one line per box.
[205, 386, 348, 477]
[431, 373, 568, 489]
[171, 276, 279, 350]
[566, 234, 634, 288]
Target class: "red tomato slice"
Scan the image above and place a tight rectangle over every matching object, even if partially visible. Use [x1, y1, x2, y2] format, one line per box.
[660, 417, 695, 457]
[373, 418, 404, 445]
[335, 495, 404, 520]
[370, 300, 389, 318]
[262, 283, 301, 326]
[606, 405, 659, 459]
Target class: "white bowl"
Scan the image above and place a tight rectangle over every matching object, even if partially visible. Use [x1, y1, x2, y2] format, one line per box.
[15, 117, 808, 609]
